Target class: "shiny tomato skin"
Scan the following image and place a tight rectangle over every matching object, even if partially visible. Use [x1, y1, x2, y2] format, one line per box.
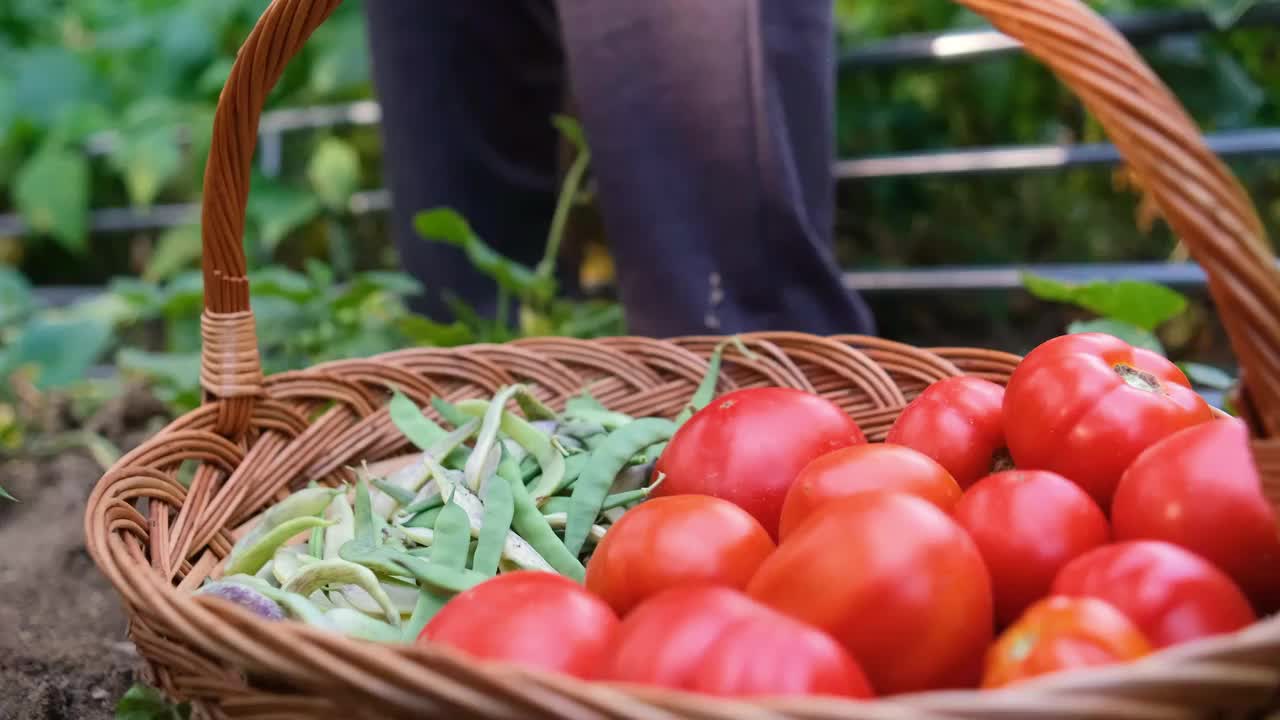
[1051, 540, 1256, 649]
[748, 492, 993, 695]
[778, 443, 962, 541]
[653, 387, 866, 539]
[886, 376, 1007, 489]
[982, 595, 1152, 688]
[1112, 417, 1280, 613]
[954, 470, 1110, 627]
[1002, 333, 1214, 510]
[585, 494, 775, 617]
[602, 585, 874, 699]
[418, 571, 619, 678]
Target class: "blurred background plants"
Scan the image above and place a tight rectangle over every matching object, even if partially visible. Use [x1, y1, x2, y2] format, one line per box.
[1, 0, 1275, 466]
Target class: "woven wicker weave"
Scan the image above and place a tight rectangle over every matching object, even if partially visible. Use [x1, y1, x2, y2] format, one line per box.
[84, 0, 1280, 717]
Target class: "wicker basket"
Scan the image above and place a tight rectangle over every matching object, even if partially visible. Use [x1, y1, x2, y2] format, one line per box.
[84, 0, 1280, 717]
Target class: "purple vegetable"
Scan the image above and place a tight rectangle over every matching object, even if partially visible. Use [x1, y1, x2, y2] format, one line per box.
[196, 581, 287, 621]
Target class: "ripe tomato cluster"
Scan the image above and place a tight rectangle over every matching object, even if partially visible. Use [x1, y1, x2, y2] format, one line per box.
[416, 332, 1276, 700]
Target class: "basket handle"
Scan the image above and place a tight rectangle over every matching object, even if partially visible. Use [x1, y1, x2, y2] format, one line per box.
[198, 0, 1280, 439]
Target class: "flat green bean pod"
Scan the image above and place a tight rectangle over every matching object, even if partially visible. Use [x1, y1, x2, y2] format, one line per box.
[224, 515, 334, 577]
[472, 475, 514, 576]
[541, 512, 608, 544]
[389, 388, 449, 449]
[465, 385, 523, 493]
[563, 418, 676, 556]
[454, 398, 566, 504]
[496, 456, 585, 581]
[224, 487, 342, 574]
[403, 497, 471, 639]
[430, 396, 472, 428]
[282, 558, 402, 626]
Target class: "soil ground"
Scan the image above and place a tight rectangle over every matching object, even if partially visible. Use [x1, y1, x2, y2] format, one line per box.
[1, 388, 172, 720]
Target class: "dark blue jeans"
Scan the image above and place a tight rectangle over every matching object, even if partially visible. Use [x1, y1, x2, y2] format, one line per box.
[364, 0, 875, 338]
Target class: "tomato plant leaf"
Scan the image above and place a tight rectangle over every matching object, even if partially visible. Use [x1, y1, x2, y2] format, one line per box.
[1066, 319, 1165, 355]
[413, 208, 552, 302]
[307, 137, 361, 211]
[1, 315, 112, 390]
[1178, 362, 1236, 390]
[109, 126, 184, 208]
[1022, 273, 1187, 331]
[0, 266, 34, 328]
[248, 173, 321, 255]
[14, 144, 89, 253]
[144, 223, 202, 282]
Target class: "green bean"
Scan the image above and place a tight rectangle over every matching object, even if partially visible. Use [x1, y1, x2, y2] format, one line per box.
[541, 512, 608, 545]
[497, 456, 585, 581]
[515, 388, 558, 421]
[389, 388, 448, 450]
[403, 497, 470, 639]
[323, 608, 402, 643]
[565, 388, 606, 414]
[434, 475, 553, 572]
[466, 385, 522, 493]
[372, 477, 417, 507]
[323, 494, 355, 560]
[224, 515, 334, 577]
[339, 542, 487, 594]
[271, 545, 305, 585]
[552, 434, 584, 455]
[431, 396, 471, 428]
[520, 455, 540, 483]
[282, 558, 401, 626]
[563, 418, 676, 556]
[561, 408, 634, 430]
[431, 497, 471, 567]
[224, 487, 342, 573]
[402, 505, 442, 529]
[308, 524, 325, 560]
[397, 525, 434, 547]
[377, 418, 479, 519]
[472, 476, 514, 576]
[407, 546, 433, 558]
[553, 453, 592, 496]
[558, 419, 608, 440]
[675, 336, 754, 425]
[353, 476, 377, 548]
[454, 398, 565, 504]
[219, 575, 332, 627]
[540, 481, 658, 516]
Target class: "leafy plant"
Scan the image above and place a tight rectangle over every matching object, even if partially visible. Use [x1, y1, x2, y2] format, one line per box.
[1021, 272, 1239, 405]
[115, 683, 190, 720]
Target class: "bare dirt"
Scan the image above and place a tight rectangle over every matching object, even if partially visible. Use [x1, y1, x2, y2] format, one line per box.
[0, 387, 173, 720]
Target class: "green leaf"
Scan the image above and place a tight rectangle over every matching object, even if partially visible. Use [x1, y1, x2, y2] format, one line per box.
[0, 267, 33, 327]
[1202, 0, 1257, 29]
[398, 314, 474, 347]
[1178, 362, 1236, 390]
[115, 683, 191, 720]
[413, 209, 552, 301]
[108, 127, 184, 208]
[1066, 319, 1166, 356]
[1, 315, 112, 389]
[551, 114, 588, 154]
[144, 224, 202, 282]
[307, 137, 361, 211]
[117, 349, 201, 387]
[247, 173, 321, 255]
[11, 48, 98, 126]
[1022, 273, 1188, 331]
[249, 267, 316, 302]
[14, 144, 90, 253]
[307, 11, 370, 96]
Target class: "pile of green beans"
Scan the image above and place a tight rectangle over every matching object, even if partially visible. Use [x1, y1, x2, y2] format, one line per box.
[195, 339, 744, 644]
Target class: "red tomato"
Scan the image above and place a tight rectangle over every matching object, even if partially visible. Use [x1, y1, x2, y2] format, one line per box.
[886, 376, 1007, 489]
[585, 495, 775, 617]
[1112, 417, 1280, 613]
[602, 585, 873, 699]
[1051, 540, 1256, 648]
[747, 492, 993, 695]
[1002, 333, 1213, 509]
[982, 595, 1152, 688]
[654, 387, 866, 539]
[418, 571, 619, 678]
[778, 443, 962, 541]
[953, 470, 1110, 627]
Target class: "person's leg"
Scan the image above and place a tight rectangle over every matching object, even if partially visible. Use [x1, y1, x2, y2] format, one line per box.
[363, 0, 569, 321]
[554, 0, 875, 337]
